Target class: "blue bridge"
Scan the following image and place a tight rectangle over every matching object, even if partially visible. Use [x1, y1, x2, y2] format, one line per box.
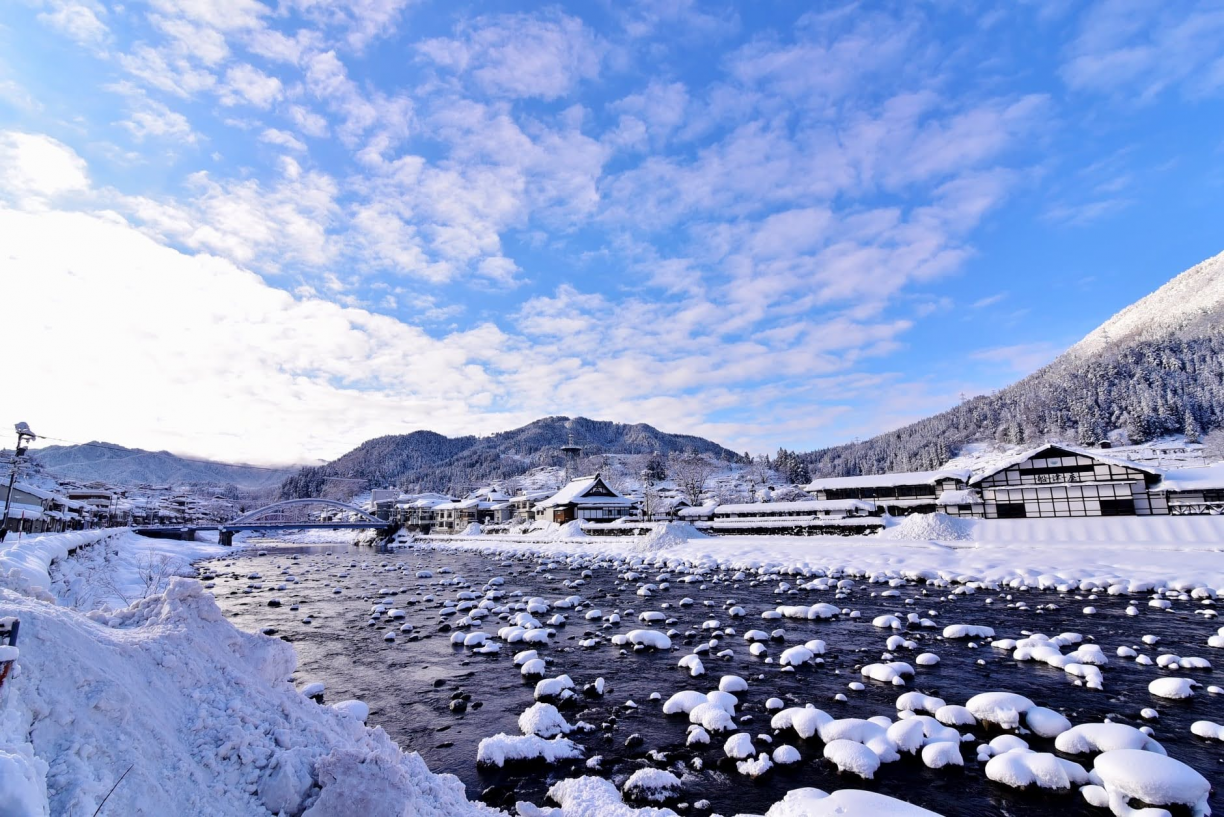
[133, 498, 392, 546]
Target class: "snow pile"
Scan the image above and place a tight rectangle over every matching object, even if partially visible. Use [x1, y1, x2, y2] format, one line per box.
[476, 734, 583, 767]
[878, 513, 977, 542]
[0, 578, 499, 817]
[517, 776, 679, 816]
[756, 787, 942, 816]
[636, 522, 707, 553]
[1090, 749, 1210, 815]
[460, 522, 484, 536]
[621, 768, 682, 802]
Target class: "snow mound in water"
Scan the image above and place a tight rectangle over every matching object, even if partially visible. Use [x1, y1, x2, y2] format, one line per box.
[878, 513, 977, 541]
[0, 578, 498, 817]
[636, 522, 708, 553]
[761, 787, 943, 816]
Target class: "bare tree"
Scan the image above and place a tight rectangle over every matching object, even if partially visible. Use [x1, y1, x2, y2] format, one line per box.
[669, 452, 717, 506]
[103, 549, 187, 607]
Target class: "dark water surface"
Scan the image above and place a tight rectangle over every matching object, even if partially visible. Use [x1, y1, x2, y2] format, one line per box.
[198, 539, 1223, 816]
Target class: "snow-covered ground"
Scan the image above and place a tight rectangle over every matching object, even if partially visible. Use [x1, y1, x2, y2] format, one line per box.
[428, 515, 1224, 593]
[5, 513, 1224, 817]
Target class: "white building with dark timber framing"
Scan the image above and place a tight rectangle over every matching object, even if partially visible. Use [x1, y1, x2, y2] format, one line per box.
[534, 473, 637, 524]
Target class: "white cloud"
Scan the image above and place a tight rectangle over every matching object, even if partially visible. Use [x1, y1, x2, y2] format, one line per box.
[118, 43, 217, 97]
[120, 99, 197, 142]
[418, 11, 605, 100]
[285, 0, 417, 51]
[971, 342, 1061, 373]
[145, 0, 268, 32]
[1062, 0, 1224, 100]
[0, 132, 89, 202]
[259, 128, 306, 152]
[124, 159, 339, 270]
[35, 0, 109, 46]
[3, 204, 520, 465]
[220, 63, 283, 108]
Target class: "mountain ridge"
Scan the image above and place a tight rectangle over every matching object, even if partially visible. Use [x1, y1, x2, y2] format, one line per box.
[29, 441, 293, 490]
[279, 415, 744, 497]
[798, 249, 1224, 477]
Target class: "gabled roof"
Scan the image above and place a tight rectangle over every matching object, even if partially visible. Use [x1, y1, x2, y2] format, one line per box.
[535, 473, 636, 510]
[805, 469, 970, 492]
[967, 443, 1159, 485]
[1158, 463, 1224, 492]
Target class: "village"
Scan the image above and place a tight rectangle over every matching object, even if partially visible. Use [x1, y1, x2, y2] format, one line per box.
[372, 439, 1224, 539]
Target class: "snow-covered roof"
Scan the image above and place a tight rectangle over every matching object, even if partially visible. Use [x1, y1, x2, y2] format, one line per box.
[434, 498, 480, 511]
[535, 474, 636, 510]
[936, 489, 982, 506]
[805, 469, 970, 492]
[678, 505, 717, 517]
[13, 482, 57, 501]
[968, 443, 1158, 485]
[715, 499, 875, 515]
[1157, 464, 1224, 493]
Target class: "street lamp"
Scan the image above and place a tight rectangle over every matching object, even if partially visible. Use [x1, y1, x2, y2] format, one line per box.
[1, 423, 37, 542]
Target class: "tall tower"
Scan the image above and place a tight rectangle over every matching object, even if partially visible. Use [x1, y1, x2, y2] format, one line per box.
[561, 431, 582, 483]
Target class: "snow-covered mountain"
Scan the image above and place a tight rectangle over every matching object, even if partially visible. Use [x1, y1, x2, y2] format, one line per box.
[279, 416, 744, 497]
[801, 249, 1224, 477]
[29, 442, 292, 489]
[1069, 250, 1224, 356]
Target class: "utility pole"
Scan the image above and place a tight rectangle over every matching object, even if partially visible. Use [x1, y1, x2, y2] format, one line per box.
[1, 423, 37, 543]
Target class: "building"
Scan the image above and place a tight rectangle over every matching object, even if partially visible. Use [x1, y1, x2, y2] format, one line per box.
[534, 473, 637, 524]
[805, 469, 971, 516]
[1, 483, 87, 534]
[953, 444, 1166, 519]
[806, 443, 1188, 521]
[394, 493, 456, 533]
[705, 498, 882, 536]
[1154, 463, 1224, 515]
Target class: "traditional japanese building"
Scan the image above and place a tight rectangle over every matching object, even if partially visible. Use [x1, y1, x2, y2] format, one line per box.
[804, 469, 971, 516]
[534, 473, 637, 524]
[947, 444, 1166, 519]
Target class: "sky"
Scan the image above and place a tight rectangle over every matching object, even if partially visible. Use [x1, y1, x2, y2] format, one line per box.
[2, 0, 1223, 466]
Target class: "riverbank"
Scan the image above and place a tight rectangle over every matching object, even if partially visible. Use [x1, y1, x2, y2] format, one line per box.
[420, 514, 1224, 592]
[0, 529, 502, 817]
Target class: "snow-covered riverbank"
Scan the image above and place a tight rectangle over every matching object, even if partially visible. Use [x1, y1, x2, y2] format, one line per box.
[423, 515, 1224, 593]
[0, 530, 504, 816]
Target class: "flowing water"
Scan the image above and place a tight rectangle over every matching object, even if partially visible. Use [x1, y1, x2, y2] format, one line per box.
[198, 537, 1223, 816]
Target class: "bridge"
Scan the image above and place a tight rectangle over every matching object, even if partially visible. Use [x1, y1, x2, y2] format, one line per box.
[133, 498, 392, 546]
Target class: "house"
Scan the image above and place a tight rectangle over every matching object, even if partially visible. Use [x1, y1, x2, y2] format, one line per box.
[394, 493, 456, 533]
[704, 498, 883, 535]
[510, 490, 553, 523]
[954, 443, 1166, 519]
[534, 473, 637, 524]
[1153, 463, 1224, 515]
[805, 469, 971, 516]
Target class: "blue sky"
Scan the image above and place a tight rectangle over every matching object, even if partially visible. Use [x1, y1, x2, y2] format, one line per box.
[2, 0, 1223, 465]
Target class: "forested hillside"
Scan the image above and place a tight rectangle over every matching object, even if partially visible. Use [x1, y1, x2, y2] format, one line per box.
[280, 416, 743, 497]
[800, 250, 1224, 478]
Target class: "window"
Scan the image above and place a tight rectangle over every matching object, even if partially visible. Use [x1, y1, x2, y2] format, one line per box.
[1099, 498, 1136, 516]
[995, 503, 1026, 519]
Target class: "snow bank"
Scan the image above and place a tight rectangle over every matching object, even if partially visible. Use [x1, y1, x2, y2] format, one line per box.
[0, 578, 499, 817]
[0, 529, 120, 596]
[424, 515, 1224, 592]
